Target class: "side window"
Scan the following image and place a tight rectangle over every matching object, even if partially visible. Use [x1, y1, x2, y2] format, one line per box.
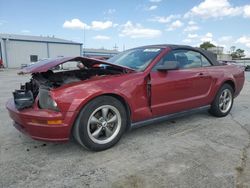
[152, 49, 211, 71]
[201, 55, 212, 67]
[152, 51, 176, 71]
[176, 50, 202, 69]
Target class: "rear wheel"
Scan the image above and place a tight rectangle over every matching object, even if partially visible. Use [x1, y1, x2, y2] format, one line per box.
[209, 84, 234, 117]
[73, 96, 127, 151]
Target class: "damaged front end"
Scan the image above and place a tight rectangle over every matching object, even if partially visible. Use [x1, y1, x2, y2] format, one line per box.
[13, 89, 34, 110]
[13, 72, 58, 110]
[13, 56, 133, 111]
[13, 73, 41, 110]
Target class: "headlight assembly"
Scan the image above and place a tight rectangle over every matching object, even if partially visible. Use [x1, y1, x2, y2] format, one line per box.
[38, 86, 59, 111]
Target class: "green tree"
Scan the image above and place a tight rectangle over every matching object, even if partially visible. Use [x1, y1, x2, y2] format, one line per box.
[230, 46, 236, 53]
[231, 48, 245, 59]
[199, 42, 216, 50]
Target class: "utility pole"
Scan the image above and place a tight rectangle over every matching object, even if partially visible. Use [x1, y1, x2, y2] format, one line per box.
[83, 26, 86, 56]
[113, 43, 118, 51]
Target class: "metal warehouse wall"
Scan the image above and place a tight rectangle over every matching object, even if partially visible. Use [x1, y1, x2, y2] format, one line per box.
[6, 40, 48, 68]
[2, 40, 81, 68]
[48, 43, 81, 58]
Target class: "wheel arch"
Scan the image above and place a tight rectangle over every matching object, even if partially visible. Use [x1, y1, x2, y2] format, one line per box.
[70, 93, 132, 137]
[209, 79, 235, 117]
[209, 79, 236, 105]
[222, 80, 235, 93]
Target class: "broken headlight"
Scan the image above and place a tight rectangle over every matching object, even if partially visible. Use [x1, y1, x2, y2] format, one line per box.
[13, 90, 34, 110]
[38, 86, 59, 111]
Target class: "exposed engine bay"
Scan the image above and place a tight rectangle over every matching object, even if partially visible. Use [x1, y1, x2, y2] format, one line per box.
[25, 67, 124, 98]
[14, 63, 125, 110]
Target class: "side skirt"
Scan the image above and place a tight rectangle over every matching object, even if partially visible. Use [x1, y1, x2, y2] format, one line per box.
[130, 105, 210, 129]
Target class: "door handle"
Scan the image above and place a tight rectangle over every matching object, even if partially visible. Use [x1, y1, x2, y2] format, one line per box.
[198, 72, 209, 77]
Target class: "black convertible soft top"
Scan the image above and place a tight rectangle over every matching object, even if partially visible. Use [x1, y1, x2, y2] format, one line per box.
[138, 44, 220, 66]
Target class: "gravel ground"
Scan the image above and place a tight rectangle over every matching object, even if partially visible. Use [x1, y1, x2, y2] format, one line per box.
[0, 69, 250, 188]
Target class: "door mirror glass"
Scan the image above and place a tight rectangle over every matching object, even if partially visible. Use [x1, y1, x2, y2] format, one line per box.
[157, 61, 179, 71]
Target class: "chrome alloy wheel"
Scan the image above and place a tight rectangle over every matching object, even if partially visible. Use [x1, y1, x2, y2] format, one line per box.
[87, 105, 122, 144]
[219, 89, 233, 113]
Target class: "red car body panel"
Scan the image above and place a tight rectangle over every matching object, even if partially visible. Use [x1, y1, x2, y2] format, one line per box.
[6, 45, 245, 142]
[6, 99, 72, 141]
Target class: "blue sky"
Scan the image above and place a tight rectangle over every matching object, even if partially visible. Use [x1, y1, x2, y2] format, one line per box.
[1, 0, 250, 56]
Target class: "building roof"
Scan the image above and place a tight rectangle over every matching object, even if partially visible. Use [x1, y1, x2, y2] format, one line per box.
[0, 33, 82, 45]
[83, 48, 119, 54]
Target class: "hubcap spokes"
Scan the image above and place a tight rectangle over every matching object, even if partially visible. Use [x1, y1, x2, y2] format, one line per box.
[219, 89, 232, 113]
[87, 105, 121, 144]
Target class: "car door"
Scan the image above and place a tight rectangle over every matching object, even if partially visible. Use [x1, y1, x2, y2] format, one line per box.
[150, 49, 213, 117]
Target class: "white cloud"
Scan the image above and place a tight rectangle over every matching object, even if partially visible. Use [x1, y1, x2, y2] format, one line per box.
[188, 21, 196, 25]
[245, 50, 250, 57]
[120, 21, 162, 38]
[0, 20, 7, 26]
[183, 21, 200, 32]
[93, 35, 111, 40]
[236, 36, 250, 48]
[206, 33, 213, 38]
[63, 19, 113, 30]
[184, 25, 200, 32]
[147, 5, 158, 11]
[183, 33, 235, 48]
[167, 20, 183, 31]
[183, 39, 192, 43]
[218, 36, 233, 42]
[63, 19, 90, 29]
[91, 21, 113, 30]
[188, 34, 198, 38]
[149, 0, 162, 2]
[149, 14, 181, 23]
[200, 32, 217, 45]
[184, 0, 249, 19]
[183, 32, 214, 44]
[21, 30, 31, 33]
[113, 23, 119, 28]
[244, 5, 250, 18]
[200, 32, 213, 42]
[105, 8, 116, 15]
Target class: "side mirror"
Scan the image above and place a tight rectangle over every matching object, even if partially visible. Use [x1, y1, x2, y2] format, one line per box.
[157, 61, 179, 71]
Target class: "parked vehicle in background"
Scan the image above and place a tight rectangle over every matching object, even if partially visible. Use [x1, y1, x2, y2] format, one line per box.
[219, 60, 236, 64]
[245, 65, 250, 71]
[0, 58, 4, 69]
[6, 45, 245, 151]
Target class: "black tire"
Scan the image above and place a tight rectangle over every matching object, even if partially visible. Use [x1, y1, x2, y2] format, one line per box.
[73, 96, 127, 151]
[209, 84, 234, 117]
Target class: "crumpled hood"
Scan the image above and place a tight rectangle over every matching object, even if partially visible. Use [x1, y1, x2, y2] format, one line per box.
[19, 56, 134, 74]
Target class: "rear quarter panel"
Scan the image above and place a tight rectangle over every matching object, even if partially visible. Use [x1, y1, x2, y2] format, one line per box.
[206, 64, 245, 103]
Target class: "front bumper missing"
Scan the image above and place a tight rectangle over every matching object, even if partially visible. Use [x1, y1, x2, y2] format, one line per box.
[6, 99, 72, 142]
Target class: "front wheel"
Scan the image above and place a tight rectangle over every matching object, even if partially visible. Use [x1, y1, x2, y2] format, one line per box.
[73, 96, 127, 151]
[209, 84, 234, 117]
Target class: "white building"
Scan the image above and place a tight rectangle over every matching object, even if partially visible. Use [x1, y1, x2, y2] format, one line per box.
[207, 46, 232, 61]
[0, 34, 82, 68]
[83, 48, 119, 59]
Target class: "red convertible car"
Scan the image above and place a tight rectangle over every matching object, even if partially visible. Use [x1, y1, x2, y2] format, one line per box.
[6, 45, 245, 151]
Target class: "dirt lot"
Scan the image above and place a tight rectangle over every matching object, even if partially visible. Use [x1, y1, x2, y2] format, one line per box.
[0, 69, 250, 188]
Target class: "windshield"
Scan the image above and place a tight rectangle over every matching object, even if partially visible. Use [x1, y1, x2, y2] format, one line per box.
[107, 48, 163, 71]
